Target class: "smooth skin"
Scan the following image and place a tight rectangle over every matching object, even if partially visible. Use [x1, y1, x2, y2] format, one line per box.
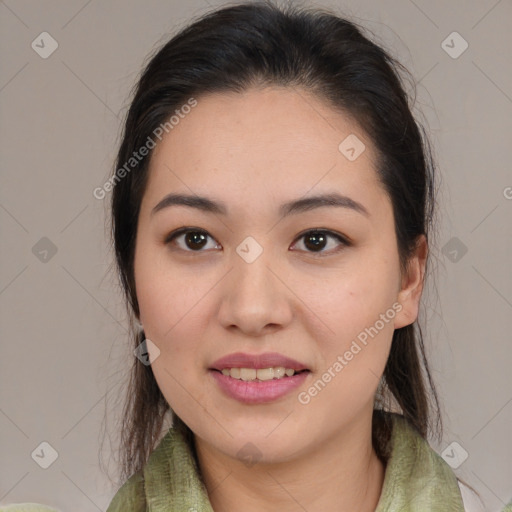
[133, 86, 428, 511]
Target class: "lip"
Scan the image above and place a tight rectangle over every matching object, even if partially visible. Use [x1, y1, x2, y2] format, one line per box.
[208, 351, 310, 405]
[210, 369, 310, 404]
[209, 352, 309, 371]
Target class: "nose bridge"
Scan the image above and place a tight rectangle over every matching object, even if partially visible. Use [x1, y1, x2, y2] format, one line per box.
[218, 240, 292, 333]
[232, 241, 279, 303]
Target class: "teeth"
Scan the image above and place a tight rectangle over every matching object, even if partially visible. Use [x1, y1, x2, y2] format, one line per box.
[257, 368, 274, 381]
[220, 366, 299, 381]
[240, 368, 257, 381]
[274, 367, 285, 379]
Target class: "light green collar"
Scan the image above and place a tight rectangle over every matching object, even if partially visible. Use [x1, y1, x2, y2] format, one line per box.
[374, 414, 464, 511]
[107, 412, 465, 511]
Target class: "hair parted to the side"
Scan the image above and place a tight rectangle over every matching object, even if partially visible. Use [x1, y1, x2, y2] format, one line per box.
[106, 0, 443, 485]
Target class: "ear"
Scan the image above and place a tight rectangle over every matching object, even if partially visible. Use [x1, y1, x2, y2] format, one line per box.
[394, 234, 428, 329]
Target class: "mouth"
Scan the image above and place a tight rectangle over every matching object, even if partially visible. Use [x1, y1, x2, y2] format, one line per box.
[209, 351, 310, 373]
[209, 367, 310, 404]
[211, 367, 311, 382]
[208, 352, 311, 404]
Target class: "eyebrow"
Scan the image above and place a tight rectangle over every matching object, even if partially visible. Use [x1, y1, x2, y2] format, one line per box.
[150, 192, 370, 218]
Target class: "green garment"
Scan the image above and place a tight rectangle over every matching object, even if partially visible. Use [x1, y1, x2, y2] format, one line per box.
[105, 412, 468, 511]
[2, 412, 511, 511]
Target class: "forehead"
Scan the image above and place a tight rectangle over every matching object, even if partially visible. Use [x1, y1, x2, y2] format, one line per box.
[144, 86, 384, 213]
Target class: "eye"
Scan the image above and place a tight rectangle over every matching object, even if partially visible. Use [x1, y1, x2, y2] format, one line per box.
[290, 229, 350, 255]
[164, 227, 350, 255]
[165, 228, 221, 252]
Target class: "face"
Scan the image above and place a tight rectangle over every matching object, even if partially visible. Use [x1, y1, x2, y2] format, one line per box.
[133, 86, 425, 464]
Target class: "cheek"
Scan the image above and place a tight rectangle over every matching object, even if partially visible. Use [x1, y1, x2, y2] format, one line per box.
[137, 274, 208, 359]
[310, 284, 395, 380]
[135, 258, 213, 415]
[302, 257, 399, 346]
[135, 240, 204, 334]
[296, 256, 397, 404]
[134, 247, 209, 384]
[300, 283, 395, 429]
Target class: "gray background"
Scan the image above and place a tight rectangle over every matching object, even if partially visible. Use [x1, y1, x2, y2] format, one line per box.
[0, 0, 511, 510]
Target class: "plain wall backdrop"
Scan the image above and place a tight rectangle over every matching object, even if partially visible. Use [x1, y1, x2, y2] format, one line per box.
[0, 0, 511, 510]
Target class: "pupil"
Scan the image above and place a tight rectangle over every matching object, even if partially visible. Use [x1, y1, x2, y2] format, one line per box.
[305, 232, 326, 251]
[186, 232, 207, 250]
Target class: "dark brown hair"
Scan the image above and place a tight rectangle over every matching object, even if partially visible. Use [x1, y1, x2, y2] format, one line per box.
[106, 1, 443, 485]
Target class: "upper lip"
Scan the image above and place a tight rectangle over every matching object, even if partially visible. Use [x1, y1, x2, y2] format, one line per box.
[210, 352, 309, 371]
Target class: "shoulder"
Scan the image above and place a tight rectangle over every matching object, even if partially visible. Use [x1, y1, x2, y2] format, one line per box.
[384, 413, 455, 477]
[104, 428, 180, 512]
[105, 469, 146, 512]
[375, 412, 466, 510]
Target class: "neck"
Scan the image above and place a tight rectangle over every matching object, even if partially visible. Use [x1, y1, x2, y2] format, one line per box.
[193, 408, 386, 512]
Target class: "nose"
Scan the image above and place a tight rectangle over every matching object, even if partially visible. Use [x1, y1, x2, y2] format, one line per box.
[217, 249, 293, 337]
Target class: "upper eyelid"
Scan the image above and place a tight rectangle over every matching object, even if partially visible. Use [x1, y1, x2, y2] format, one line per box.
[293, 228, 349, 243]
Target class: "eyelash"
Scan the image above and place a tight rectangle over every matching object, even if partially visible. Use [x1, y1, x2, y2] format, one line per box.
[164, 227, 351, 257]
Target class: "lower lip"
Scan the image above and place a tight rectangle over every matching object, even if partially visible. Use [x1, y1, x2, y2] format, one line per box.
[210, 370, 310, 404]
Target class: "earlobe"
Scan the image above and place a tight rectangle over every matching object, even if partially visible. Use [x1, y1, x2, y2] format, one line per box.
[394, 235, 428, 329]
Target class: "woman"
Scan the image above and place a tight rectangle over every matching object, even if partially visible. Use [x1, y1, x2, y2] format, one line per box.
[104, 2, 501, 511]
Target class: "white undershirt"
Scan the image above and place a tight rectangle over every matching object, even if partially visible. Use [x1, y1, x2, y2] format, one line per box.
[459, 480, 487, 512]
